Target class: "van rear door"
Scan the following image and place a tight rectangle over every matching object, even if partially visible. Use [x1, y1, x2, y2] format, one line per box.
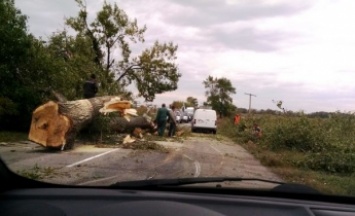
[192, 109, 217, 130]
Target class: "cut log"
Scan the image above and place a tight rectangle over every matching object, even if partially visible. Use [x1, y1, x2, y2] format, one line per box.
[28, 101, 71, 147]
[29, 96, 123, 150]
[109, 116, 155, 133]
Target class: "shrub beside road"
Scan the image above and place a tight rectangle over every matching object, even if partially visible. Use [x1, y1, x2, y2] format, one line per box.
[218, 113, 355, 196]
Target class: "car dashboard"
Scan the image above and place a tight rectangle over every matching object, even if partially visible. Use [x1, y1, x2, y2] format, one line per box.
[1, 187, 355, 216]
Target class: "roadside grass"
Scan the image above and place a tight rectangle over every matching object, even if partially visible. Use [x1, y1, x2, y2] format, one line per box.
[218, 114, 355, 196]
[272, 167, 355, 196]
[253, 149, 355, 195]
[0, 131, 28, 142]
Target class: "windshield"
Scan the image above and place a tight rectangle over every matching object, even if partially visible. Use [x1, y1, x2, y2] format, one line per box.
[1, 0, 355, 196]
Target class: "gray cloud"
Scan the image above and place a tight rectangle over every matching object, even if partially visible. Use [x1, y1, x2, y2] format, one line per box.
[208, 27, 296, 52]
[13, 0, 355, 113]
[166, 0, 312, 27]
[16, 0, 79, 37]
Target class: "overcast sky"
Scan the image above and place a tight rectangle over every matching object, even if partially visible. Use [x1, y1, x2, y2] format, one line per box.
[15, 0, 355, 113]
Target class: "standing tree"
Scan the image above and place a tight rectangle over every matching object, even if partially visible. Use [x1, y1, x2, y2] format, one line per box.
[0, 0, 43, 130]
[186, 96, 198, 108]
[66, 0, 181, 101]
[203, 76, 236, 117]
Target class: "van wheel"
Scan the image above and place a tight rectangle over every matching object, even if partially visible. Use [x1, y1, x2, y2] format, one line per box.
[212, 129, 217, 135]
[191, 128, 195, 133]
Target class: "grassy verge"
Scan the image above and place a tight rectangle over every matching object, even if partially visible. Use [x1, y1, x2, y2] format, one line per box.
[0, 131, 28, 142]
[218, 115, 355, 196]
[254, 148, 355, 195]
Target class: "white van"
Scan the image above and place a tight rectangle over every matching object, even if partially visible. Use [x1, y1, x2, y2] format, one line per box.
[191, 109, 217, 134]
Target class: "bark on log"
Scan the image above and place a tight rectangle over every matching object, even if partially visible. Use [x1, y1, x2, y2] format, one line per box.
[29, 96, 118, 150]
[109, 116, 154, 133]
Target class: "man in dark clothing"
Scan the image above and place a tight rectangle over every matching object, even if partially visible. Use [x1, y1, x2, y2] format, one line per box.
[83, 74, 98, 98]
[168, 105, 177, 137]
[155, 104, 169, 136]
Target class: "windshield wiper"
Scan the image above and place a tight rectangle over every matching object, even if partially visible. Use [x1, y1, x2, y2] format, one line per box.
[110, 177, 285, 187]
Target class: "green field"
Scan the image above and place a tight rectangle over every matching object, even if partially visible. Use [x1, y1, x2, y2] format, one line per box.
[219, 113, 355, 196]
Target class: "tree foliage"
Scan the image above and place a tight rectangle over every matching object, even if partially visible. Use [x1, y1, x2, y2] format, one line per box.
[172, 101, 184, 109]
[66, 0, 181, 101]
[0, 0, 37, 130]
[203, 76, 236, 117]
[186, 96, 198, 107]
[171, 96, 198, 110]
[0, 0, 181, 130]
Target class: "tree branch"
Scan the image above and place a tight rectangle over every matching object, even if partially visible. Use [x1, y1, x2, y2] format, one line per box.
[116, 65, 141, 82]
[82, 10, 102, 67]
[44, 87, 67, 102]
[106, 40, 110, 71]
[113, 34, 126, 45]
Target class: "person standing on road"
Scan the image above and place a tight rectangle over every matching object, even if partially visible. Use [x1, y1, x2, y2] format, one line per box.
[83, 74, 98, 99]
[155, 103, 169, 136]
[168, 105, 177, 137]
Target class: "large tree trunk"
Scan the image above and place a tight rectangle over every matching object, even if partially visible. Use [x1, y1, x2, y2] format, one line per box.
[28, 96, 121, 150]
[109, 116, 154, 133]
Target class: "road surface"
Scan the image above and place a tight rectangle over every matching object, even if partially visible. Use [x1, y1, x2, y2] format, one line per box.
[0, 134, 282, 189]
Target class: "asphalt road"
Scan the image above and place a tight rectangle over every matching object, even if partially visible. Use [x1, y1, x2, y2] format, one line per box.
[0, 133, 282, 189]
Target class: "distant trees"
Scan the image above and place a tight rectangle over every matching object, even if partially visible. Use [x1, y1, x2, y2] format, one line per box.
[171, 97, 198, 110]
[171, 101, 184, 109]
[203, 76, 236, 117]
[186, 97, 198, 107]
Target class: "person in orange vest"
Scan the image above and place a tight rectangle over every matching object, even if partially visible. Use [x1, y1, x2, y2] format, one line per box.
[234, 114, 241, 125]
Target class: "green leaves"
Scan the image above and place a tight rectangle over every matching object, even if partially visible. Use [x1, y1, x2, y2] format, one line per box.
[0, 0, 40, 130]
[203, 76, 236, 117]
[0, 0, 181, 130]
[186, 97, 198, 107]
[118, 41, 180, 101]
[171, 97, 198, 109]
[65, 1, 179, 102]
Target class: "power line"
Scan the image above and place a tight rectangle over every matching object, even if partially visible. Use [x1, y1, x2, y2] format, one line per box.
[245, 92, 257, 114]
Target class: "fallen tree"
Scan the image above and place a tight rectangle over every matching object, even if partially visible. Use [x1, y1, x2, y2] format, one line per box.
[28, 96, 146, 150]
[109, 115, 154, 133]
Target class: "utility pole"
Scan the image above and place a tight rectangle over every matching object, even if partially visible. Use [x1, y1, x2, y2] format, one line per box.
[245, 92, 256, 114]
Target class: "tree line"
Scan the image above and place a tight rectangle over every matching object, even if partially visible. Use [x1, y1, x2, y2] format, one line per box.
[171, 76, 237, 117]
[2, 0, 342, 131]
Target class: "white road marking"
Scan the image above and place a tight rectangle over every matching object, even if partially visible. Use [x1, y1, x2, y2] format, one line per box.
[78, 174, 121, 185]
[183, 154, 193, 160]
[193, 161, 201, 177]
[183, 154, 201, 177]
[209, 144, 223, 155]
[66, 148, 119, 168]
[209, 144, 225, 171]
